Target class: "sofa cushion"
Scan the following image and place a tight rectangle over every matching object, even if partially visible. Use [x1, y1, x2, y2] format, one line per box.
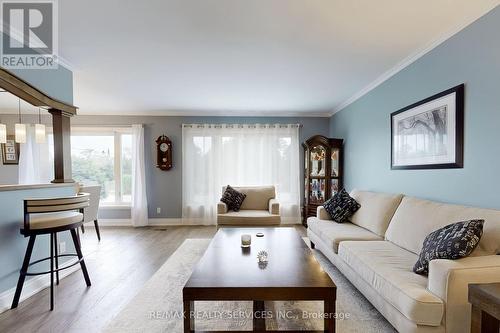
[349, 190, 403, 236]
[220, 185, 247, 211]
[217, 210, 280, 225]
[386, 196, 500, 256]
[323, 188, 360, 223]
[413, 219, 484, 275]
[223, 186, 275, 210]
[338, 241, 444, 326]
[307, 218, 382, 253]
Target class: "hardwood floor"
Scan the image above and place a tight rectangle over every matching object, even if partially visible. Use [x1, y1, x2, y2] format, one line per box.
[0, 225, 306, 333]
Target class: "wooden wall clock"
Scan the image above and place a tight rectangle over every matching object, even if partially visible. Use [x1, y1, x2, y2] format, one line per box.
[155, 135, 172, 170]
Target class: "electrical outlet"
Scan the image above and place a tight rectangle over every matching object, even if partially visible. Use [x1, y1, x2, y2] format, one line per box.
[59, 241, 66, 254]
[156, 207, 161, 214]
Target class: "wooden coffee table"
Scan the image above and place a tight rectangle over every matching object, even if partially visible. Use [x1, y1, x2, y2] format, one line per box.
[183, 227, 336, 332]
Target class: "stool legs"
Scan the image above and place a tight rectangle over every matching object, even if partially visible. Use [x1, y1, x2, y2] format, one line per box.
[50, 232, 54, 310]
[53, 233, 60, 285]
[11, 236, 36, 309]
[70, 228, 91, 287]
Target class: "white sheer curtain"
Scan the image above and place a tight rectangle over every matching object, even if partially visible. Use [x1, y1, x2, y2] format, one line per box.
[131, 124, 148, 227]
[19, 125, 51, 184]
[182, 124, 301, 225]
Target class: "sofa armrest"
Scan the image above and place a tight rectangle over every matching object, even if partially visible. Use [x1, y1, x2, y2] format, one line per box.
[268, 199, 280, 215]
[217, 202, 228, 214]
[317, 206, 332, 220]
[428, 255, 500, 333]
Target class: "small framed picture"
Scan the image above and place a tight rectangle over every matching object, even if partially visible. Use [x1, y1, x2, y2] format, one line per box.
[391, 84, 464, 170]
[1, 136, 20, 165]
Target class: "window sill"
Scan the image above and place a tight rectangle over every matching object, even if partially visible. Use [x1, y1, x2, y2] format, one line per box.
[99, 204, 131, 210]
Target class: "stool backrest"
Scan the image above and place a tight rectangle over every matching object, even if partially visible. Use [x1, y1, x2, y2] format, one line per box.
[24, 193, 90, 231]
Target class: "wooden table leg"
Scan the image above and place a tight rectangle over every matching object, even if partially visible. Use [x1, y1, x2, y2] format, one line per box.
[324, 299, 335, 333]
[471, 305, 500, 333]
[471, 305, 481, 333]
[184, 300, 194, 333]
[253, 300, 266, 331]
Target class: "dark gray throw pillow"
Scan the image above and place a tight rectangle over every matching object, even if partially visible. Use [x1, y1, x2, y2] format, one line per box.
[413, 219, 484, 275]
[322, 188, 361, 223]
[220, 185, 246, 212]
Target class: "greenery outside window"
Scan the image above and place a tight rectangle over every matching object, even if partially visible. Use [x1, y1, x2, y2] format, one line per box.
[71, 127, 132, 206]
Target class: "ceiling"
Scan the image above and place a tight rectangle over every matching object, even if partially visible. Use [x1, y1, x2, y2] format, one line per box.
[27, 1, 500, 115]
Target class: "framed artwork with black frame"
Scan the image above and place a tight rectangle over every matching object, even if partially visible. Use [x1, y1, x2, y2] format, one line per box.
[1, 135, 20, 165]
[391, 84, 464, 170]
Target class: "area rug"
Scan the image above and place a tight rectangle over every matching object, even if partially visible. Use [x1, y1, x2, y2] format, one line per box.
[105, 238, 396, 332]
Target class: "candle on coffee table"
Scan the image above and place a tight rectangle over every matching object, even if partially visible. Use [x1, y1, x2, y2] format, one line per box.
[241, 234, 251, 247]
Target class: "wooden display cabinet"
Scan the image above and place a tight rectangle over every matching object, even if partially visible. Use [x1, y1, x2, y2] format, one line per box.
[302, 135, 344, 226]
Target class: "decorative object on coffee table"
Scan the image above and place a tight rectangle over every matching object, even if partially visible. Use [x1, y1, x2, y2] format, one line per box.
[241, 234, 251, 247]
[468, 283, 500, 333]
[391, 84, 464, 170]
[303, 135, 344, 226]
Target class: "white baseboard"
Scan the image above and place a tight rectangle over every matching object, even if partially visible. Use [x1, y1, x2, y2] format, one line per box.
[99, 217, 301, 227]
[0, 263, 80, 314]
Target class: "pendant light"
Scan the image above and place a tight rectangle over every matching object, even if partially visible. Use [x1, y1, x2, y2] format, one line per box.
[15, 98, 26, 143]
[35, 107, 46, 143]
[0, 123, 5, 144]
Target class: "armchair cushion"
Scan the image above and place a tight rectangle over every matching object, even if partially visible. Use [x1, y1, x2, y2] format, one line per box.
[220, 185, 246, 211]
[268, 198, 279, 215]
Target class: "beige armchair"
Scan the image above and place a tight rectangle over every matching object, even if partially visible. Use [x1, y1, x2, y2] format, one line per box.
[217, 185, 281, 226]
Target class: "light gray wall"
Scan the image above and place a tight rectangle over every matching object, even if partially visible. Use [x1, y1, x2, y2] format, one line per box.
[329, 7, 500, 209]
[72, 115, 330, 219]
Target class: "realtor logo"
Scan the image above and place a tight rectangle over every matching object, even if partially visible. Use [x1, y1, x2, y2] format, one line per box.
[1, 0, 58, 69]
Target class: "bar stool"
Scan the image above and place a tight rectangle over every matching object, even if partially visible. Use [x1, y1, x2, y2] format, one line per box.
[11, 193, 91, 311]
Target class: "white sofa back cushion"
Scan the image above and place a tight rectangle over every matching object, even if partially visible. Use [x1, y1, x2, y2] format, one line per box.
[386, 196, 500, 256]
[222, 185, 275, 210]
[349, 190, 403, 237]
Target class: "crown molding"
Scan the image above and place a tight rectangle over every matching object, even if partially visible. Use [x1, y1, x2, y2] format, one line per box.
[73, 109, 333, 117]
[329, 5, 499, 116]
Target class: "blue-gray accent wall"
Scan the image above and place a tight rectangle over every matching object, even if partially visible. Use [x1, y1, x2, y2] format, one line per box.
[329, 7, 500, 209]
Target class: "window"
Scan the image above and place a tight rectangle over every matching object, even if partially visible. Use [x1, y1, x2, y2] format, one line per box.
[71, 128, 132, 205]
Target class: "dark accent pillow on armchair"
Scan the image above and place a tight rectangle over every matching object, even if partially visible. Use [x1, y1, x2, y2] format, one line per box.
[413, 219, 484, 275]
[220, 185, 247, 212]
[323, 188, 361, 223]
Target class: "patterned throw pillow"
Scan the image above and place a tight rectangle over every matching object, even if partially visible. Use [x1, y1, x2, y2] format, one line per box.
[323, 188, 361, 223]
[413, 219, 484, 275]
[220, 185, 247, 212]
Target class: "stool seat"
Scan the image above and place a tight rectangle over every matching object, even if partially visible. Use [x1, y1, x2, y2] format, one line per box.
[22, 212, 84, 230]
[12, 193, 91, 311]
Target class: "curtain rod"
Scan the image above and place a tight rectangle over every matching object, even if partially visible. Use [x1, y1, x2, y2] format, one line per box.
[181, 123, 302, 128]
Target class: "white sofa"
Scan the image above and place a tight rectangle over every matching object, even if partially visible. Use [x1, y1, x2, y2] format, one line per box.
[307, 190, 500, 333]
[217, 185, 281, 226]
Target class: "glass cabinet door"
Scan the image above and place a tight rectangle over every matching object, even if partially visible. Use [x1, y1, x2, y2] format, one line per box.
[309, 179, 326, 204]
[310, 145, 326, 177]
[330, 179, 339, 198]
[331, 148, 340, 177]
